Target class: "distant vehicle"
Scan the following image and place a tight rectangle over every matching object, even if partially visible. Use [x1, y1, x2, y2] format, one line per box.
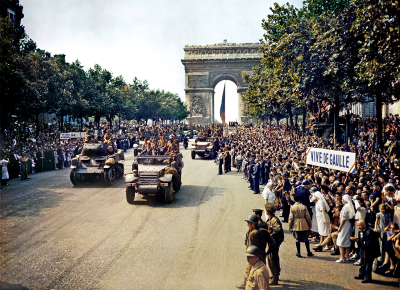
[125, 153, 184, 204]
[70, 143, 124, 186]
[191, 137, 215, 159]
[183, 130, 194, 139]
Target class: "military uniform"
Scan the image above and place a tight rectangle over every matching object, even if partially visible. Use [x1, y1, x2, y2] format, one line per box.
[245, 261, 270, 290]
[266, 215, 284, 284]
[288, 202, 312, 240]
[245, 228, 259, 249]
[104, 132, 113, 143]
[157, 138, 167, 154]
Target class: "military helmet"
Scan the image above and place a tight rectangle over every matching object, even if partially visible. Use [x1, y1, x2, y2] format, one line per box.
[302, 180, 311, 186]
[246, 245, 261, 257]
[290, 178, 296, 185]
[245, 214, 258, 224]
[264, 202, 276, 214]
[295, 181, 302, 187]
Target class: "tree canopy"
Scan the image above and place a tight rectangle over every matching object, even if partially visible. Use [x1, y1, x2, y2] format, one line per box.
[0, 17, 188, 134]
[243, 0, 400, 147]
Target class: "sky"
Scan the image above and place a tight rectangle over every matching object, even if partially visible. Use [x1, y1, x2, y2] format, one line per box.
[20, 0, 303, 122]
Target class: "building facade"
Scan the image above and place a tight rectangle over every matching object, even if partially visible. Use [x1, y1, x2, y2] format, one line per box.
[0, 0, 24, 39]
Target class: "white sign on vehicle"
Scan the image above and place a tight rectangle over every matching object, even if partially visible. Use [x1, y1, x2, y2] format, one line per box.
[60, 132, 86, 139]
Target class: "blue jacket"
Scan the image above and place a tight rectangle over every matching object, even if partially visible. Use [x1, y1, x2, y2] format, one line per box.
[283, 179, 292, 192]
[253, 162, 260, 178]
[294, 187, 310, 208]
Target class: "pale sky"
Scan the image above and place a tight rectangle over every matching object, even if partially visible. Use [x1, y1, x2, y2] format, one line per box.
[20, 0, 303, 122]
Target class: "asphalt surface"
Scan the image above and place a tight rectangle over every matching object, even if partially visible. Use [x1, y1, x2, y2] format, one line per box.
[0, 141, 399, 290]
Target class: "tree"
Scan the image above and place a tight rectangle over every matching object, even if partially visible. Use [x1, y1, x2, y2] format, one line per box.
[352, 0, 400, 150]
[19, 51, 55, 133]
[0, 17, 24, 141]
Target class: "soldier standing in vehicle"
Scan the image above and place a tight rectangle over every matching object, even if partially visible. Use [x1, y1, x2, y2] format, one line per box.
[157, 135, 167, 154]
[172, 134, 180, 153]
[104, 129, 113, 144]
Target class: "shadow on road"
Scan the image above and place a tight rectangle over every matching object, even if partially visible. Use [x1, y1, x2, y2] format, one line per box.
[276, 279, 346, 289]
[127, 185, 223, 209]
[0, 280, 30, 290]
[0, 174, 125, 219]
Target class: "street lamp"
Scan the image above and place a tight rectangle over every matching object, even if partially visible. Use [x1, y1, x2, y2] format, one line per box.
[344, 94, 353, 152]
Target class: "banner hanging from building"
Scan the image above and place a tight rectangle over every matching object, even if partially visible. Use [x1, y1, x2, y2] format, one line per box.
[306, 147, 356, 173]
[60, 132, 86, 139]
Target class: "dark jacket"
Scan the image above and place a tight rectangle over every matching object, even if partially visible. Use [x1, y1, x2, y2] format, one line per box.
[294, 187, 310, 209]
[357, 228, 380, 259]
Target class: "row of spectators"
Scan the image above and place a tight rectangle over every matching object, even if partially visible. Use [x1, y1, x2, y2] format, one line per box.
[0, 119, 200, 184]
[202, 116, 400, 282]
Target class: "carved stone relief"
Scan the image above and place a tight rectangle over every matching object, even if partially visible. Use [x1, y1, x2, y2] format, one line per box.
[209, 71, 243, 86]
[188, 75, 208, 88]
[190, 95, 204, 117]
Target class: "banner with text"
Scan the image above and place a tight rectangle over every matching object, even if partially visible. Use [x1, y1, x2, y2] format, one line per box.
[60, 132, 86, 139]
[306, 147, 356, 173]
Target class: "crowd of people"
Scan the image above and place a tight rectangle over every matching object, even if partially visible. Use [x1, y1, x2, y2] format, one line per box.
[0, 119, 200, 186]
[2, 114, 400, 288]
[192, 116, 400, 288]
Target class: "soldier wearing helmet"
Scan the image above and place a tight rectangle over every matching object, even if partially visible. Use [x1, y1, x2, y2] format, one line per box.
[236, 214, 262, 289]
[244, 245, 270, 290]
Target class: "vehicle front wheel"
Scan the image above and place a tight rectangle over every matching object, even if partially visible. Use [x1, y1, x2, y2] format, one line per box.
[164, 183, 173, 204]
[126, 186, 135, 204]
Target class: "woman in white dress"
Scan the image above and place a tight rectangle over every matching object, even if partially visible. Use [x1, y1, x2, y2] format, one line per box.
[336, 194, 355, 263]
[313, 191, 331, 250]
[262, 181, 275, 205]
[1, 157, 10, 186]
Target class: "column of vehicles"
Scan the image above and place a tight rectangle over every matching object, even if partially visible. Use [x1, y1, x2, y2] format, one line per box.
[69, 138, 185, 205]
[69, 129, 210, 204]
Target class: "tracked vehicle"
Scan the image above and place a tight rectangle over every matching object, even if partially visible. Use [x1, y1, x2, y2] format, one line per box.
[125, 153, 183, 204]
[70, 142, 124, 186]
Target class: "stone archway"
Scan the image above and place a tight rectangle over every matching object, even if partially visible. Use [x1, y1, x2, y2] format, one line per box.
[181, 41, 262, 124]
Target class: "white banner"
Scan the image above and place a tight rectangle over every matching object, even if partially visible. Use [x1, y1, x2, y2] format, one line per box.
[306, 147, 356, 173]
[60, 132, 86, 139]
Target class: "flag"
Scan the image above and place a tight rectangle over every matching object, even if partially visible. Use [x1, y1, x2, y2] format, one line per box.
[220, 82, 226, 124]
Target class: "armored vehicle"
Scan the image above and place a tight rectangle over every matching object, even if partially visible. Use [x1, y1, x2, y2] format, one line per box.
[70, 143, 124, 186]
[125, 153, 183, 204]
[191, 137, 215, 159]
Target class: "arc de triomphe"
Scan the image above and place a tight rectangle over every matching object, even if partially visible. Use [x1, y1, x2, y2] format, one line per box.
[181, 42, 262, 124]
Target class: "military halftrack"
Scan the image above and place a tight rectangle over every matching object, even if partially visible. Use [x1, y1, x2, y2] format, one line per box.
[70, 142, 124, 186]
[190, 137, 215, 159]
[125, 153, 183, 204]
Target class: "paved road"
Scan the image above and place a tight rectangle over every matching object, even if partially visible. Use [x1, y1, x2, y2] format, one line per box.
[0, 142, 399, 290]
